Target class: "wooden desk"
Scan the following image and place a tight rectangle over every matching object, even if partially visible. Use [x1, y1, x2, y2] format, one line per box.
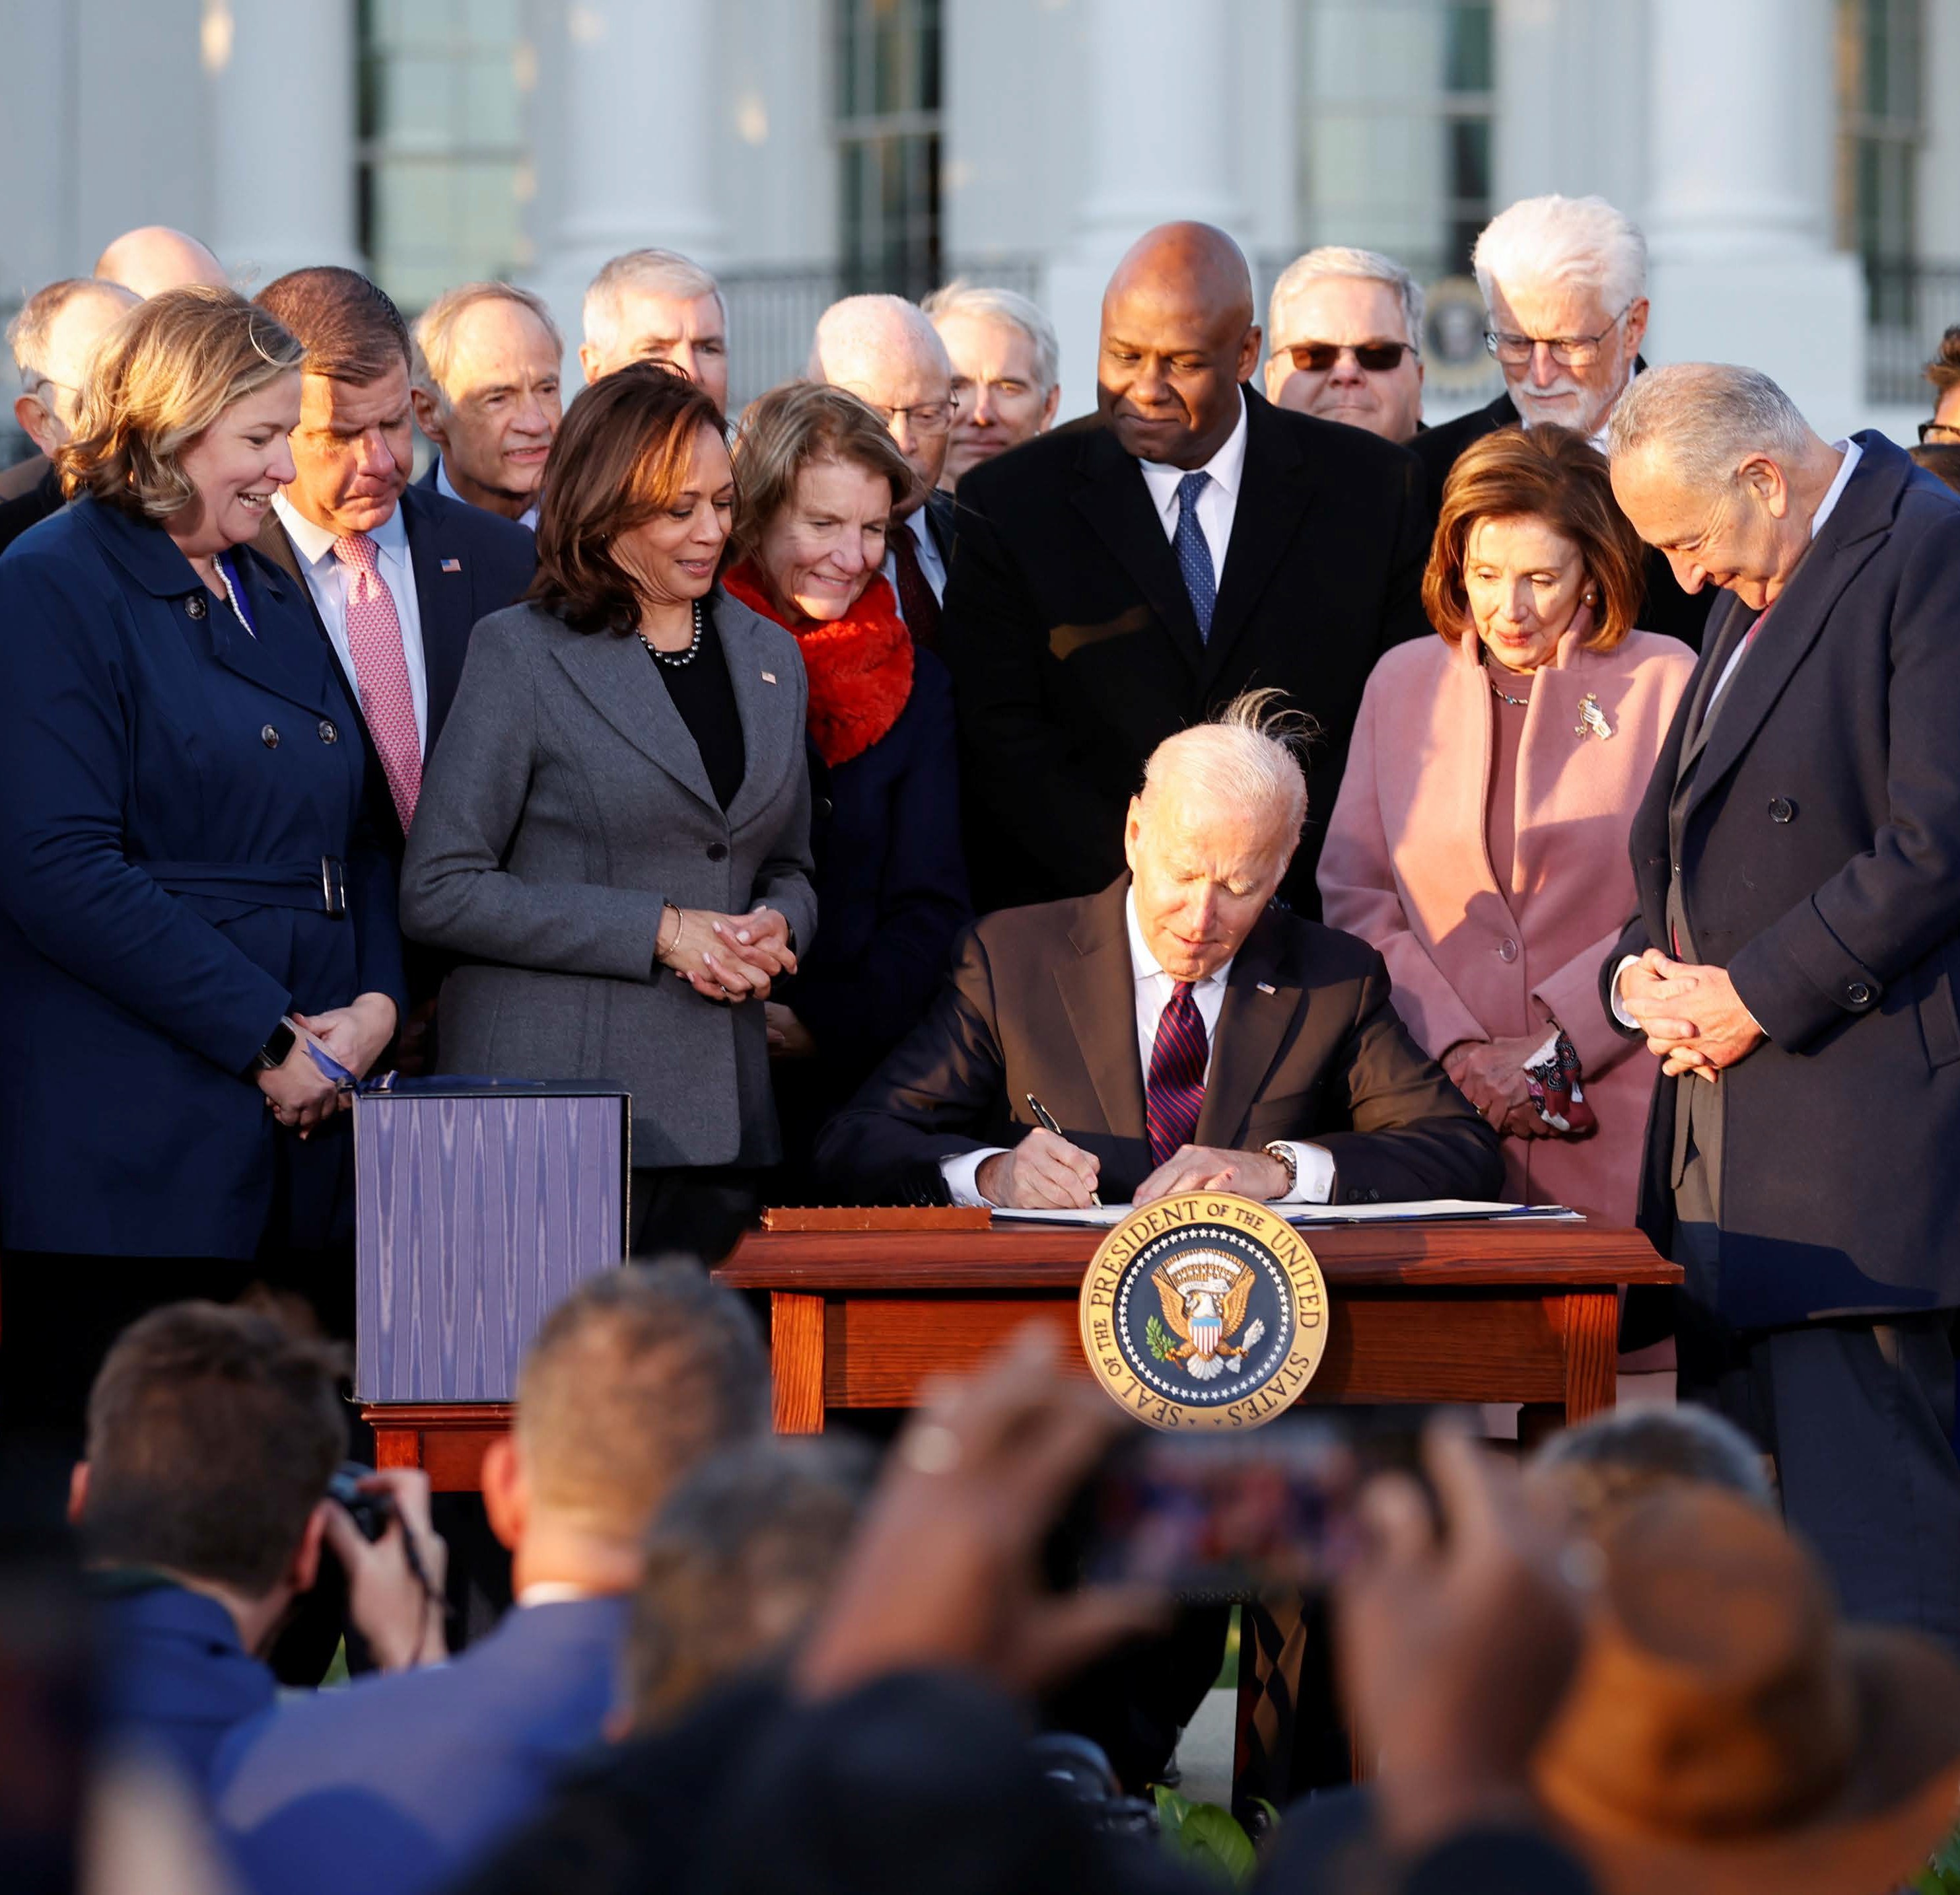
[366, 1219, 1677, 1484]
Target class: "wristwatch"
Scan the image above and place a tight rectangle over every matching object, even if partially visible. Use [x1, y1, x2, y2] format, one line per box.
[1261, 1140, 1299, 1198]
[254, 1021, 298, 1071]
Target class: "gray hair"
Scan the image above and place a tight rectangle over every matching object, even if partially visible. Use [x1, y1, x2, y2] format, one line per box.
[808, 293, 950, 384]
[582, 248, 725, 355]
[1607, 362, 1813, 492]
[1141, 690, 1313, 847]
[411, 280, 563, 411]
[921, 279, 1060, 392]
[1268, 247, 1424, 348]
[1529, 1404, 1774, 1523]
[1473, 194, 1647, 316]
[9, 277, 137, 389]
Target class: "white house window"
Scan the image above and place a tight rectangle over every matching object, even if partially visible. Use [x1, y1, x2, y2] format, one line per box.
[835, 0, 944, 298]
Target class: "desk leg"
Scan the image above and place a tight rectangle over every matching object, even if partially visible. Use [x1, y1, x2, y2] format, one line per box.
[772, 1292, 826, 1434]
[1561, 1289, 1618, 1424]
[372, 1420, 423, 1473]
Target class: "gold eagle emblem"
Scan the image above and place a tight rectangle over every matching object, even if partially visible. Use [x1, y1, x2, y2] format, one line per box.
[1150, 1250, 1267, 1382]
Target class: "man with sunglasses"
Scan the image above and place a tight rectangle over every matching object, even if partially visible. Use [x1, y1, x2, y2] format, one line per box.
[1264, 246, 1426, 443]
[1920, 325, 1960, 449]
[1413, 193, 1714, 653]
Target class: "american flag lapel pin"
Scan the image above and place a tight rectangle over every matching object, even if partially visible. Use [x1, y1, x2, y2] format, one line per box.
[1257, 981, 1277, 995]
[440, 557, 462, 573]
[761, 670, 778, 684]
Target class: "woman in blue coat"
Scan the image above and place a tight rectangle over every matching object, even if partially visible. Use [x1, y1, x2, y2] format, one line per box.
[0, 288, 405, 1440]
[723, 381, 971, 1192]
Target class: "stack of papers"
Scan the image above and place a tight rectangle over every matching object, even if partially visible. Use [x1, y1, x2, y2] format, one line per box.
[989, 1199, 1582, 1229]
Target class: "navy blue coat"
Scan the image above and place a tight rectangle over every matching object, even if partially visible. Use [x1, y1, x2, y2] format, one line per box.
[1607, 434, 1960, 1324]
[0, 497, 405, 1256]
[213, 1595, 628, 1895]
[96, 1579, 277, 1793]
[776, 648, 971, 1098]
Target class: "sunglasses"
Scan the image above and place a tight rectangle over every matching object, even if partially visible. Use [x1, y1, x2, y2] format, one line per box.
[1919, 420, 1960, 445]
[1278, 340, 1417, 373]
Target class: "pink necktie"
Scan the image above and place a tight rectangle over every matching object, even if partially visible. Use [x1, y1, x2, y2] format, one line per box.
[332, 532, 420, 830]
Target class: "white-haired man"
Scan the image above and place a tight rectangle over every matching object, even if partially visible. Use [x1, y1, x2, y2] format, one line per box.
[578, 248, 728, 410]
[809, 293, 956, 643]
[0, 275, 139, 552]
[410, 282, 563, 530]
[818, 697, 1497, 1213]
[1263, 246, 1424, 443]
[1414, 194, 1712, 652]
[922, 281, 1061, 491]
[1603, 362, 1960, 1648]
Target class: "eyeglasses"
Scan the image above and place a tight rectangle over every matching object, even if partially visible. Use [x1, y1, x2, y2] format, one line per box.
[1484, 301, 1635, 369]
[1919, 420, 1960, 445]
[1277, 341, 1417, 374]
[861, 396, 962, 435]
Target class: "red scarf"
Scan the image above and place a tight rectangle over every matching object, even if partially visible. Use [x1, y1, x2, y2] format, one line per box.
[723, 562, 914, 768]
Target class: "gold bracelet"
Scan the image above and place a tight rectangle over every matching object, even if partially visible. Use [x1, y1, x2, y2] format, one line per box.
[657, 899, 683, 962]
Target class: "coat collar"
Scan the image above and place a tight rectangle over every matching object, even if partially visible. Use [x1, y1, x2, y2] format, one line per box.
[1678, 430, 1907, 827]
[76, 492, 209, 597]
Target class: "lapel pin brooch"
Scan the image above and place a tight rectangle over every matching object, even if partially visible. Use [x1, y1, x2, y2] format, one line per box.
[761, 670, 778, 685]
[440, 558, 462, 573]
[1574, 693, 1613, 741]
[1256, 981, 1277, 995]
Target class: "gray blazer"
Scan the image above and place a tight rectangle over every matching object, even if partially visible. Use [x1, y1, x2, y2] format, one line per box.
[399, 592, 818, 1170]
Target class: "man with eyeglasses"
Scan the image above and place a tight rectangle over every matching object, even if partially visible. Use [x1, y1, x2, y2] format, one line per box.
[1920, 325, 1960, 449]
[1263, 246, 1426, 443]
[1413, 193, 1714, 653]
[809, 295, 959, 647]
[0, 276, 139, 554]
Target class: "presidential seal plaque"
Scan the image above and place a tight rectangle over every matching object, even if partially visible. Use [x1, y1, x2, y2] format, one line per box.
[1078, 1192, 1329, 1430]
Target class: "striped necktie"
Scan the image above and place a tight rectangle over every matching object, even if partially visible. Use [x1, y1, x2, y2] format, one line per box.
[1146, 982, 1208, 1166]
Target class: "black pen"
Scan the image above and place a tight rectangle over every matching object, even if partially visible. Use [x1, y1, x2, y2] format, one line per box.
[1024, 1092, 1102, 1207]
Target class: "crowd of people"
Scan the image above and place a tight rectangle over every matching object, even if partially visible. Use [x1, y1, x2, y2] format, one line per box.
[4, 190, 1960, 1894]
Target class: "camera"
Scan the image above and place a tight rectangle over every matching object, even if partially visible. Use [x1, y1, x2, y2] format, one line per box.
[325, 1462, 396, 1543]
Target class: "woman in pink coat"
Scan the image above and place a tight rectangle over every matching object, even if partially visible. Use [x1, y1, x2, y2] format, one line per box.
[1319, 424, 1695, 1225]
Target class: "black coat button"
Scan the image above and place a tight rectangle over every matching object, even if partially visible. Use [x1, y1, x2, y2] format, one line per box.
[260, 724, 279, 748]
[1848, 982, 1873, 1006]
[815, 797, 835, 821]
[318, 719, 338, 744]
[1768, 797, 1794, 823]
[705, 841, 729, 862]
[185, 594, 207, 620]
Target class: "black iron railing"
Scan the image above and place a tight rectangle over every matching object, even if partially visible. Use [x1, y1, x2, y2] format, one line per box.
[1864, 260, 1960, 406]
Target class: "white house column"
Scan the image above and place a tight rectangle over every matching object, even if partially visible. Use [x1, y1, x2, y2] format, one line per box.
[1047, 0, 1247, 415]
[531, 0, 725, 380]
[205, 0, 359, 281]
[1643, 0, 1864, 433]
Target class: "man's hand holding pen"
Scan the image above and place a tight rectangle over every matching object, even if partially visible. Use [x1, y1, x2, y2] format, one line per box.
[975, 1128, 1103, 1211]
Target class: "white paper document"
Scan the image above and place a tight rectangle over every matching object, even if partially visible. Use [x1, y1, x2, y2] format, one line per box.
[989, 1199, 1581, 1229]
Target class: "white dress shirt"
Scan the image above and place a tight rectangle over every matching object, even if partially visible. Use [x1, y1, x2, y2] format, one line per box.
[272, 493, 431, 752]
[878, 505, 948, 616]
[1609, 437, 1863, 1026]
[940, 889, 1335, 1207]
[435, 454, 538, 532]
[1136, 389, 1248, 592]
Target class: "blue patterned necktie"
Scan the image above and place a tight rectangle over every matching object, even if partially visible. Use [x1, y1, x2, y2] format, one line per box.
[1172, 470, 1216, 641]
[1147, 982, 1208, 1166]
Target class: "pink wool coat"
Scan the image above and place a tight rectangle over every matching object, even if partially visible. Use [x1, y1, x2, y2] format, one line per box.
[1318, 624, 1696, 1224]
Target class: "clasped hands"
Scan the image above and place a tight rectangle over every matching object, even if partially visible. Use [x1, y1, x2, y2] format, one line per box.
[1442, 1036, 1557, 1140]
[1615, 948, 1765, 1081]
[657, 903, 796, 1003]
[256, 992, 398, 1134]
[975, 1128, 1290, 1211]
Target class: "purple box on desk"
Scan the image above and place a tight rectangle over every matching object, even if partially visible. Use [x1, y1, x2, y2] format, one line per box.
[354, 1084, 629, 1403]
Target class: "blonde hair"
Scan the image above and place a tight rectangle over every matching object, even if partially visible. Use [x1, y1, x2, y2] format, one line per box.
[57, 285, 302, 519]
[730, 379, 919, 569]
[411, 281, 563, 411]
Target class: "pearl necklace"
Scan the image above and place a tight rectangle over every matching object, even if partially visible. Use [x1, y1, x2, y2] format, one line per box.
[641, 598, 705, 668]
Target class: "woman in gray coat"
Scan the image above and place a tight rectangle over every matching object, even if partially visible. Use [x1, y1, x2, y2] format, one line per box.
[401, 367, 816, 1258]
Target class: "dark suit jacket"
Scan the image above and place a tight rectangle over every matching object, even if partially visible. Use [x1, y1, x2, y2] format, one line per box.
[95, 1579, 277, 1793]
[0, 499, 404, 1257]
[1603, 434, 1960, 1325]
[920, 485, 954, 577]
[255, 484, 537, 854]
[940, 387, 1430, 917]
[213, 1595, 629, 1895]
[0, 461, 61, 555]
[1410, 367, 1715, 654]
[816, 875, 1499, 1207]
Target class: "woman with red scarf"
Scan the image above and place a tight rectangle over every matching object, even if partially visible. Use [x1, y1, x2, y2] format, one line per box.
[726, 382, 971, 1189]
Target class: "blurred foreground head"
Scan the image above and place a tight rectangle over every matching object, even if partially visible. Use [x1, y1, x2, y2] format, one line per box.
[93, 226, 226, 300]
[1535, 1485, 1960, 1895]
[1528, 1402, 1772, 1525]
